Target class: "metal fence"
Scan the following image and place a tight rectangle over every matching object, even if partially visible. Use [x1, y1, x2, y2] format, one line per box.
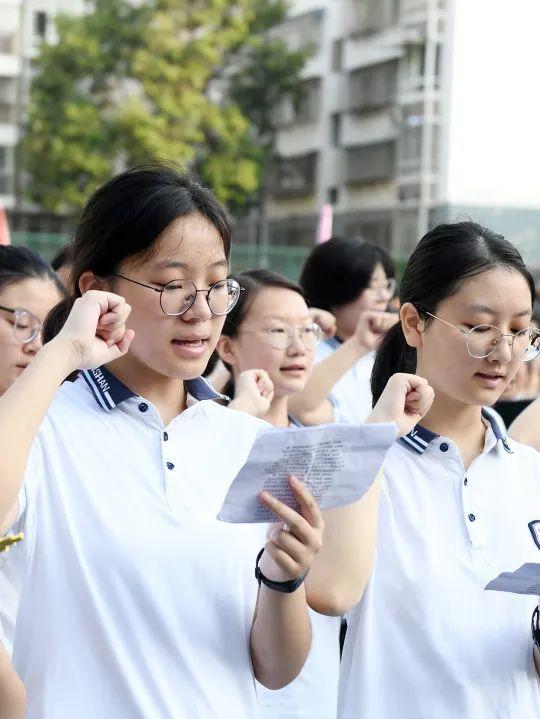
[12, 231, 313, 282]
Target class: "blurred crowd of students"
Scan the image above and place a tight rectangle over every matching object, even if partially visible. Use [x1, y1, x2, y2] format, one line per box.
[0, 165, 539, 719]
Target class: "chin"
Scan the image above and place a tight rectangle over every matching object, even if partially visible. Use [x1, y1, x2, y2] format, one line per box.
[152, 354, 210, 381]
[280, 378, 308, 395]
[461, 387, 504, 407]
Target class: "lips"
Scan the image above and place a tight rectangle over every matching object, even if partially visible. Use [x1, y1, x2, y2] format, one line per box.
[170, 337, 209, 359]
[280, 364, 306, 373]
[475, 372, 505, 380]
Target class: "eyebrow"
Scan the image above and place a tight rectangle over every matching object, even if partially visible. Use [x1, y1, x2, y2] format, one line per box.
[153, 259, 228, 271]
[264, 314, 313, 322]
[466, 304, 532, 318]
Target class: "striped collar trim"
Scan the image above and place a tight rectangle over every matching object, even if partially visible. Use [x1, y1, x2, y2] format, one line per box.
[399, 425, 439, 455]
[81, 366, 227, 412]
[323, 336, 343, 350]
[399, 407, 512, 456]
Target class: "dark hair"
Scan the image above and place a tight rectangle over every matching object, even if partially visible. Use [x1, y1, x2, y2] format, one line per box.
[371, 221, 536, 404]
[0, 245, 65, 296]
[299, 237, 395, 311]
[217, 269, 305, 395]
[51, 244, 72, 271]
[43, 164, 231, 344]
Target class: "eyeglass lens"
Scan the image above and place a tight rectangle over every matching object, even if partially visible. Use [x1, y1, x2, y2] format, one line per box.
[466, 325, 540, 362]
[267, 324, 321, 350]
[13, 310, 41, 344]
[160, 280, 241, 316]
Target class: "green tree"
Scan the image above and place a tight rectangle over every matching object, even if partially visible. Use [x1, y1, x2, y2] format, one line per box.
[22, 0, 309, 214]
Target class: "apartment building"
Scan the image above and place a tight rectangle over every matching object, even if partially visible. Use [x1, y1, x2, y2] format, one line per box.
[267, 0, 540, 264]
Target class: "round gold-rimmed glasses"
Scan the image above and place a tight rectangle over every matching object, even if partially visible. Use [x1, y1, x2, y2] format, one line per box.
[422, 310, 540, 362]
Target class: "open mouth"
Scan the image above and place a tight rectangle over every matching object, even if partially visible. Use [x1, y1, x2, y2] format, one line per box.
[171, 337, 209, 357]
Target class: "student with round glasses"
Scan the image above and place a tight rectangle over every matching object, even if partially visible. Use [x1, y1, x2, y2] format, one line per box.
[338, 222, 540, 719]
[289, 237, 398, 425]
[0, 245, 64, 719]
[0, 167, 335, 719]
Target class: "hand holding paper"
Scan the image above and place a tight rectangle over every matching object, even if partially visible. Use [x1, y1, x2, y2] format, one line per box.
[218, 422, 396, 523]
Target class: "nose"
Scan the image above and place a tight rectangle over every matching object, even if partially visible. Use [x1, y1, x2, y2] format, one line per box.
[183, 291, 213, 322]
[287, 329, 307, 355]
[23, 331, 42, 355]
[489, 334, 513, 363]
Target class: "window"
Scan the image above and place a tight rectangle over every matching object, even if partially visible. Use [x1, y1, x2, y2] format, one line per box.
[351, 0, 399, 35]
[349, 61, 397, 112]
[330, 113, 341, 147]
[34, 11, 48, 38]
[345, 142, 395, 184]
[331, 40, 343, 72]
[272, 79, 321, 128]
[272, 153, 318, 198]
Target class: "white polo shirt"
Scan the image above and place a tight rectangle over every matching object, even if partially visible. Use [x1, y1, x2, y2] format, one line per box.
[0, 515, 24, 653]
[339, 408, 540, 719]
[12, 367, 270, 719]
[315, 338, 374, 425]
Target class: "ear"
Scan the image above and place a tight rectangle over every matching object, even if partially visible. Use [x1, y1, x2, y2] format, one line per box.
[400, 302, 425, 350]
[216, 335, 238, 368]
[78, 271, 110, 295]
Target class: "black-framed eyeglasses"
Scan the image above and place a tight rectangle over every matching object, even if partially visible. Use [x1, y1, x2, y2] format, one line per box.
[111, 274, 243, 317]
[0, 304, 42, 344]
[420, 309, 540, 362]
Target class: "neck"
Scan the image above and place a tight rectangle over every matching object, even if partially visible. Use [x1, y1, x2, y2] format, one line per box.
[107, 355, 186, 425]
[416, 379, 487, 468]
[262, 394, 290, 428]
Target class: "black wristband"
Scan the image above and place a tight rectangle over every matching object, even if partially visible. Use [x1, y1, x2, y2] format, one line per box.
[254, 547, 309, 594]
[532, 606, 540, 652]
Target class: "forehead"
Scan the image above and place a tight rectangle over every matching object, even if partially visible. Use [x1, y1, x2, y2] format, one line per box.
[134, 213, 227, 272]
[245, 286, 310, 321]
[0, 277, 62, 320]
[370, 263, 386, 279]
[447, 267, 532, 315]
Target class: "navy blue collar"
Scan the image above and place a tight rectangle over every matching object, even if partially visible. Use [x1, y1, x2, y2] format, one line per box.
[324, 336, 342, 350]
[399, 407, 512, 455]
[81, 365, 227, 412]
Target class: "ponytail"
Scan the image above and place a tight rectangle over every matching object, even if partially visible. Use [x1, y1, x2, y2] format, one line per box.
[42, 296, 77, 346]
[371, 322, 416, 405]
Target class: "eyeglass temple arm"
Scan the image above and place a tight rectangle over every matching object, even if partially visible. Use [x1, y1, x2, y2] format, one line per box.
[0, 304, 16, 314]
[113, 273, 162, 293]
[420, 310, 469, 335]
